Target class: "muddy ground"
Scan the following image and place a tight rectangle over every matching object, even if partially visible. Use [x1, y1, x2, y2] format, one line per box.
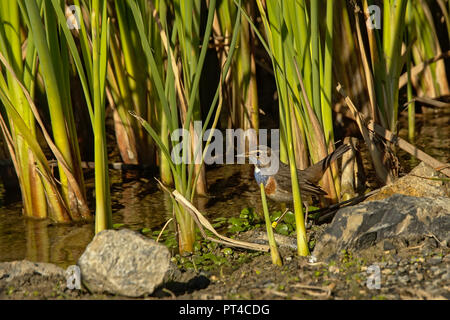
[1, 227, 448, 300]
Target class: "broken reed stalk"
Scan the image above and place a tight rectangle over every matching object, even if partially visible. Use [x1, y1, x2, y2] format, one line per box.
[403, 97, 450, 109]
[168, 186, 269, 252]
[368, 122, 450, 178]
[336, 82, 450, 178]
[398, 50, 450, 89]
[336, 83, 394, 185]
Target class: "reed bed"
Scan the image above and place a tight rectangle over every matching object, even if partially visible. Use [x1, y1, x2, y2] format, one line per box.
[0, 0, 448, 259]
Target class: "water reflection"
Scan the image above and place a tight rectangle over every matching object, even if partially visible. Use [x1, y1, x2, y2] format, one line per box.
[0, 164, 263, 267]
[398, 109, 450, 170]
[0, 205, 94, 268]
[0, 110, 448, 267]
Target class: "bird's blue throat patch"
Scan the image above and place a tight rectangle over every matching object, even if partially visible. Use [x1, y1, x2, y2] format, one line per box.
[254, 167, 269, 186]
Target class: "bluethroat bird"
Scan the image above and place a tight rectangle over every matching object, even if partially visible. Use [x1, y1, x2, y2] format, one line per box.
[251, 144, 351, 204]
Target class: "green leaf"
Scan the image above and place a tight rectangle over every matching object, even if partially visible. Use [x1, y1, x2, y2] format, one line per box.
[275, 223, 290, 236]
[284, 211, 296, 225]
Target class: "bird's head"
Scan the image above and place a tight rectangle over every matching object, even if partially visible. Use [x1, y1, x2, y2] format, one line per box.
[247, 147, 273, 169]
[246, 146, 279, 179]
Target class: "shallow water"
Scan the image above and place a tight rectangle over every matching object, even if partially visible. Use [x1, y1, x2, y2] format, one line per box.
[0, 110, 448, 268]
[0, 164, 263, 268]
[398, 109, 450, 171]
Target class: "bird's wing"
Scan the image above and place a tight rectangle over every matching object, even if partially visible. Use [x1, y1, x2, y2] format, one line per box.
[299, 144, 351, 184]
[298, 179, 327, 195]
[277, 162, 327, 196]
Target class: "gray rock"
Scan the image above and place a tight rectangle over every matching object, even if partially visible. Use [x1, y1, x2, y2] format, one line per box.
[313, 194, 450, 261]
[77, 229, 171, 297]
[366, 162, 450, 201]
[0, 260, 65, 282]
[163, 262, 183, 283]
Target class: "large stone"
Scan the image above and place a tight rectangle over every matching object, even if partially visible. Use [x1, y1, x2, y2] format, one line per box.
[0, 261, 72, 300]
[366, 162, 450, 201]
[77, 229, 171, 297]
[313, 194, 450, 261]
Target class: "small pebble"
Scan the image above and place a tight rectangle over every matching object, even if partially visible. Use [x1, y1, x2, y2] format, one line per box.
[416, 273, 424, 281]
[428, 256, 442, 265]
[383, 241, 395, 251]
[387, 262, 398, 268]
[423, 237, 438, 249]
[430, 266, 439, 272]
[398, 275, 409, 285]
[329, 265, 340, 274]
[430, 267, 444, 277]
[432, 280, 442, 287]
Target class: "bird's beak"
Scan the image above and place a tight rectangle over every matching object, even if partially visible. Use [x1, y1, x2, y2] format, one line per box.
[246, 150, 260, 157]
[237, 150, 257, 158]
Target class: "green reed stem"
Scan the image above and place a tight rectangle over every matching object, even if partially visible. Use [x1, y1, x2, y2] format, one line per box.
[310, 0, 321, 124]
[260, 183, 282, 266]
[25, 0, 74, 205]
[0, 0, 48, 219]
[322, 0, 334, 146]
[407, 0, 415, 142]
[92, 0, 112, 233]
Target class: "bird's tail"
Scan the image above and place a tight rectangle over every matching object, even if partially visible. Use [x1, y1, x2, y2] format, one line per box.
[302, 144, 351, 184]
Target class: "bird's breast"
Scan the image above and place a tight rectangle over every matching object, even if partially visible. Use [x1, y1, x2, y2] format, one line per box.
[254, 166, 269, 185]
[264, 176, 277, 196]
[254, 167, 280, 199]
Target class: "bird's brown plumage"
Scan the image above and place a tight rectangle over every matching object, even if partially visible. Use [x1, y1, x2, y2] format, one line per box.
[255, 144, 351, 202]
